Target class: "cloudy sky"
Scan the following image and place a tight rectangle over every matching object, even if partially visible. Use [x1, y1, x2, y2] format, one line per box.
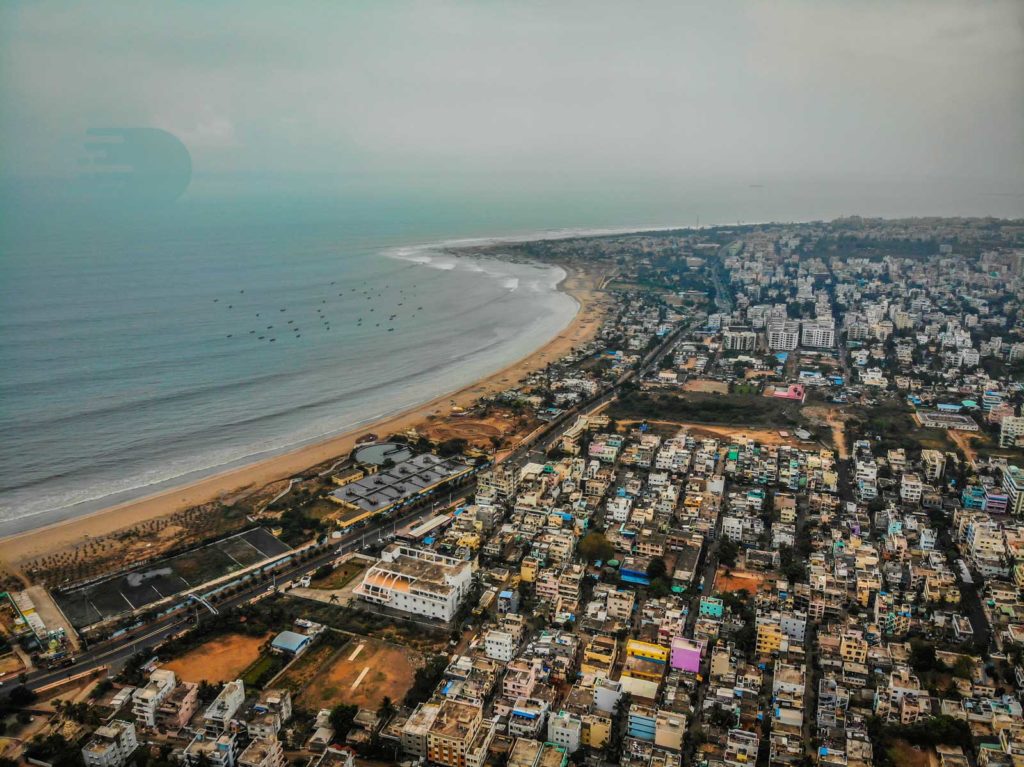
[2, 1, 1022, 191]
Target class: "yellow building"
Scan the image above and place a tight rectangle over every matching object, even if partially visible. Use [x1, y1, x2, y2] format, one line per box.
[581, 713, 611, 749]
[625, 639, 670, 665]
[581, 636, 618, 677]
[520, 557, 539, 583]
[839, 631, 868, 665]
[426, 700, 483, 767]
[755, 622, 784, 656]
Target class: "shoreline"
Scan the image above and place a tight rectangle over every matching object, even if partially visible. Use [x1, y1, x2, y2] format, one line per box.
[0, 264, 608, 568]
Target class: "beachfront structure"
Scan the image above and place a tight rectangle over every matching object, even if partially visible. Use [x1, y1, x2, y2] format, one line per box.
[353, 544, 473, 622]
[329, 453, 475, 527]
[81, 721, 138, 767]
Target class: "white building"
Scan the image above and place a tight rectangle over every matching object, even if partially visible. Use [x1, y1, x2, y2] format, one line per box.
[184, 734, 237, 767]
[900, 474, 923, 505]
[800, 319, 835, 348]
[547, 710, 582, 753]
[82, 721, 138, 767]
[483, 628, 517, 662]
[238, 737, 287, 767]
[1004, 466, 1024, 515]
[767, 321, 800, 351]
[1000, 417, 1024, 449]
[354, 544, 473, 622]
[723, 327, 758, 352]
[205, 680, 246, 735]
[132, 669, 176, 728]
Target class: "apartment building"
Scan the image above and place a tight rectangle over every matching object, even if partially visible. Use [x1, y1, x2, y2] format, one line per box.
[81, 721, 138, 767]
[1004, 466, 1024, 515]
[426, 700, 485, 767]
[132, 669, 176, 728]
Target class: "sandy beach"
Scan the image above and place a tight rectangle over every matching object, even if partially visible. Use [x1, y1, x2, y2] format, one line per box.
[1, 266, 609, 568]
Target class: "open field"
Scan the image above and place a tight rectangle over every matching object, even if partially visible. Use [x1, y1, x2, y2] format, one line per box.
[618, 419, 811, 449]
[54, 528, 290, 629]
[682, 378, 729, 394]
[276, 641, 339, 693]
[163, 632, 268, 684]
[312, 560, 366, 590]
[885, 740, 932, 767]
[713, 567, 767, 595]
[297, 638, 421, 711]
[611, 390, 807, 431]
[419, 408, 528, 452]
[802, 405, 852, 458]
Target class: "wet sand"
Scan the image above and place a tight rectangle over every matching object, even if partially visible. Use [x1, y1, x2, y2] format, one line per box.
[1, 266, 608, 567]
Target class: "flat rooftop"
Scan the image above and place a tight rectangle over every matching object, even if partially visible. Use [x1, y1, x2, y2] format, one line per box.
[332, 453, 472, 513]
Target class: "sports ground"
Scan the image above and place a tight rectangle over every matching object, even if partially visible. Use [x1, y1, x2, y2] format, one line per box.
[54, 528, 289, 628]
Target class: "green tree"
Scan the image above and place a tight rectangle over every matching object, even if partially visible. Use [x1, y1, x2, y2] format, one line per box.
[377, 696, 397, 721]
[578, 532, 615, 563]
[646, 557, 668, 581]
[718, 539, 739, 568]
[329, 704, 358, 742]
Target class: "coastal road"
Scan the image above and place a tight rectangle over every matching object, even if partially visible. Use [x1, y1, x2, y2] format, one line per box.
[17, 489, 473, 693]
[17, 312, 697, 694]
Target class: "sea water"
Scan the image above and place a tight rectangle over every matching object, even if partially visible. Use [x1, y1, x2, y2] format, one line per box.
[1, 175, 1019, 534]
[0, 193, 580, 534]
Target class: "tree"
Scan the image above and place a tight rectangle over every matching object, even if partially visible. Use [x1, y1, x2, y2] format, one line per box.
[718, 539, 739, 568]
[578, 532, 615, 563]
[952, 656, 973, 680]
[7, 684, 37, 707]
[646, 557, 668, 581]
[377, 696, 397, 722]
[909, 639, 940, 673]
[329, 703, 358, 742]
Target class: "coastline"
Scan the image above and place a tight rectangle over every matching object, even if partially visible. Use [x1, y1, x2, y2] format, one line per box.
[0, 265, 608, 568]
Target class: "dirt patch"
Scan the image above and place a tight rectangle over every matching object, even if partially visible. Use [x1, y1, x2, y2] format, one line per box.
[0, 653, 24, 675]
[419, 408, 530, 452]
[618, 419, 809, 448]
[683, 379, 730, 394]
[948, 430, 982, 463]
[885, 740, 932, 767]
[803, 405, 851, 459]
[164, 633, 267, 684]
[713, 568, 767, 595]
[298, 638, 421, 711]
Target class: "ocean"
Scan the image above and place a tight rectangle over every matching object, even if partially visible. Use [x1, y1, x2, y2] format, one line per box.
[0, 193, 584, 535]
[1, 175, 1020, 534]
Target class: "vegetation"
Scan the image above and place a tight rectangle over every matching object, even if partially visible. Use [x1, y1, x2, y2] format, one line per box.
[404, 654, 448, 707]
[868, 715, 973, 766]
[578, 531, 615, 563]
[610, 391, 804, 428]
[329, 703, 359, 742]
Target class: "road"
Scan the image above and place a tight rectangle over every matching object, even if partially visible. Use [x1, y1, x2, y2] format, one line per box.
[17, 309, 698, 695]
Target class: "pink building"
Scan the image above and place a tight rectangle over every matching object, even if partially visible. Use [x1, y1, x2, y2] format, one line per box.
[771, 384, 806, 402]
[670, 637, 704, 673]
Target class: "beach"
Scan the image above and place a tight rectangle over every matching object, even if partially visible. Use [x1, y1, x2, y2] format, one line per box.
[0, 265, 608, 568]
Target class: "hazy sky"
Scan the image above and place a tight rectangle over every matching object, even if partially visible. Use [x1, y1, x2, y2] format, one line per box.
[2, 1, 1023, 188]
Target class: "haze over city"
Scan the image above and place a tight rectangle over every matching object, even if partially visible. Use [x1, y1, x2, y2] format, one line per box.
[1, 5, 1024, 767]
